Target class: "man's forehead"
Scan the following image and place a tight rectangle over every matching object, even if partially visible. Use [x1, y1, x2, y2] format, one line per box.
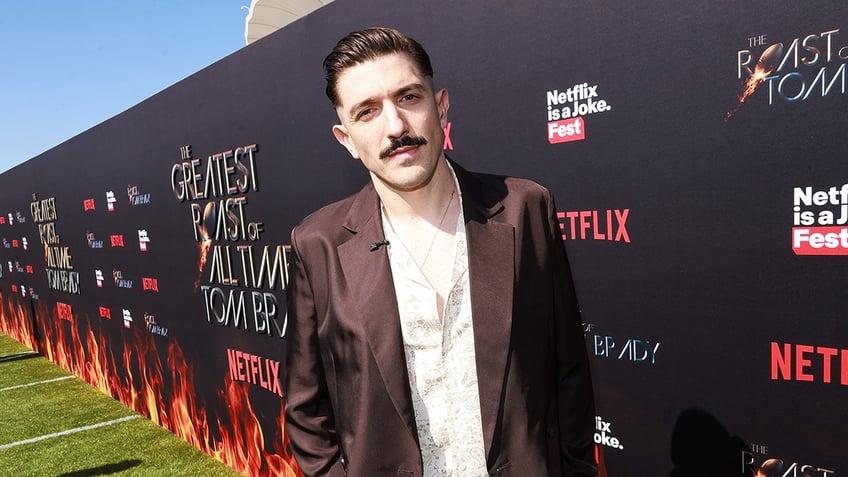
[335, 53, 433, 105]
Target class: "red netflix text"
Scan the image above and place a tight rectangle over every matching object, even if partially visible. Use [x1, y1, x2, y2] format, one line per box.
[771, 341, 848, 384]
[557, 209, 630, 242]
[56, 302, 73, 322]
[443, 122, 453, 150]
[226, 349, 282, 397]
[142, 277, 159, 292]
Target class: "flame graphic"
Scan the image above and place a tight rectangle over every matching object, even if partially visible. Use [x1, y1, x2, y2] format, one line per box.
[0, 293, 37, 349]
[196, 239, 213, 290]
[0, 292, 300, 477]
[595, 444, 609, 477]
[724, 66, 772, 121]
[725, 43, 784, 122]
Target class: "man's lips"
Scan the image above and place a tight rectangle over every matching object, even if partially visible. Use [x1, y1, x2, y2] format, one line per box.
[387, 145, 418, 158]
[379, 135, 428, 159]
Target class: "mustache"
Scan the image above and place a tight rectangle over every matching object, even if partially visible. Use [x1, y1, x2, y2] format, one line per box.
[379, 135, 428, 159]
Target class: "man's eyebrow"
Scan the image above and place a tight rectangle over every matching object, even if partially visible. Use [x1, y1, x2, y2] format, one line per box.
[347, 96, 378, 119]
[395, 83, 427, 96]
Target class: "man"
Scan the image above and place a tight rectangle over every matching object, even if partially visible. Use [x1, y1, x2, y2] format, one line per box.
[285, 27, 596, 477]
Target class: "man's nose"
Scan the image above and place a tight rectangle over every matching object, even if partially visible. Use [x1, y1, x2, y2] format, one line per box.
[383, 104, 408, 138]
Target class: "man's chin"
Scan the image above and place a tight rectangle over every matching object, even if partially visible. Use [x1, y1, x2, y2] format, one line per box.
[371, 170, 434, 193]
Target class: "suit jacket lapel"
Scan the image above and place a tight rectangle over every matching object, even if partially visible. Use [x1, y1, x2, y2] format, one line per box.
[335, 165, 516, 457]
[336, 184, 419, 444]
[454, 163, 515, 460]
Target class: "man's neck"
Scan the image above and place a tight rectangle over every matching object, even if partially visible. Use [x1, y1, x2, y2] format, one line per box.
[374, 157, 456, 224]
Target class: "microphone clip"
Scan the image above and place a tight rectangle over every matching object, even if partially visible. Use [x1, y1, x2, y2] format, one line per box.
[369, 240, 390, 252]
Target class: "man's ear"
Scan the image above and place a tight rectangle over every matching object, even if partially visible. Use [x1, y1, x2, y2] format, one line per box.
[332, 124, 359, 159]
[435, 88, 450, 128]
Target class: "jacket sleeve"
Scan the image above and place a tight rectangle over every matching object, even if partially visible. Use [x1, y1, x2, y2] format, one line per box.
[544, 189, 598, 477]
[284, 226, 346, 477]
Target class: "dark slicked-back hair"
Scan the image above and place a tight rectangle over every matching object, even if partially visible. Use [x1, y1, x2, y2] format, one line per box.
[323, 27, 434, 107]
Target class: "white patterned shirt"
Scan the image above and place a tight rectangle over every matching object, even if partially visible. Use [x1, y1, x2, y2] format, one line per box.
[381, 175, 488, 477]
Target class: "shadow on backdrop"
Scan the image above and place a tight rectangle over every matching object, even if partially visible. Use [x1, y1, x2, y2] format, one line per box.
[668, 408, 753, 477]
[0, 351, 39, 363]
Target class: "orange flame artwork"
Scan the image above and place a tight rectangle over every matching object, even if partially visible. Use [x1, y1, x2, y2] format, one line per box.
[0, 292, 300, 477]
[725, 43, 784, 122]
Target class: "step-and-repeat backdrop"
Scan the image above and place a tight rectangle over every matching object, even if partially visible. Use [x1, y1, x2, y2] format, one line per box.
[1, 0, 845, 475]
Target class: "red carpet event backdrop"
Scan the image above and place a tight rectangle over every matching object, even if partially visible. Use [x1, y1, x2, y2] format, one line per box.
[1, 1, 846, 475]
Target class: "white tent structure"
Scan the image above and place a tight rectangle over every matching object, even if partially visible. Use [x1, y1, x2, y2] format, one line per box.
[244, 0, 335, 44]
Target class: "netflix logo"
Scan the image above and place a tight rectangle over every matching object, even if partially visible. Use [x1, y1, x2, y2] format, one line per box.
[594, 415, 624, 451]
[557, 209, 631, 242]
[83, 198, 96, 211]
[99, 306, 111, 319]
[138, 229, 150, 252]
[771, 341, 848, 385]
[226, 348, 282, 396]
[142, 277, 159, 292]
[545, 82, 612, 145]
[122, 309, 133, 328]
[443, 121, 453, 150]
[792, 183, 848, 255]
[110, 234, 124, 247]
[56, 302, 73, 322]
[106, 191, 116, 211]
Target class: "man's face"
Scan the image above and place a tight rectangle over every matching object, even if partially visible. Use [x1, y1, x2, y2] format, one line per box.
[332, 53, 449, 193]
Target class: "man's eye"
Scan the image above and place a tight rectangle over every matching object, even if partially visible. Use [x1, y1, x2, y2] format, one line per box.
[356, 108, 375, 120]
[401, 94, 419, 102]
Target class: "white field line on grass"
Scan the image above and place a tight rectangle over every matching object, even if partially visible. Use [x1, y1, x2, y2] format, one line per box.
[0, 415, 142, 450]
[0, 375, 75, 392]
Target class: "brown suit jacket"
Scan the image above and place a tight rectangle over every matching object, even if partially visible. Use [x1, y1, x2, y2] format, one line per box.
[284, 161, 596, 477]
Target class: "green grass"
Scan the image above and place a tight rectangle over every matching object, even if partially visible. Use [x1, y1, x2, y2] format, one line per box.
[0, 337, 70, 390]
[0, 333, 243, 476]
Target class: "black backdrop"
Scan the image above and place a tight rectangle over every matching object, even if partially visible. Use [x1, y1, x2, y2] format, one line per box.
[1, 0, 846, 475]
